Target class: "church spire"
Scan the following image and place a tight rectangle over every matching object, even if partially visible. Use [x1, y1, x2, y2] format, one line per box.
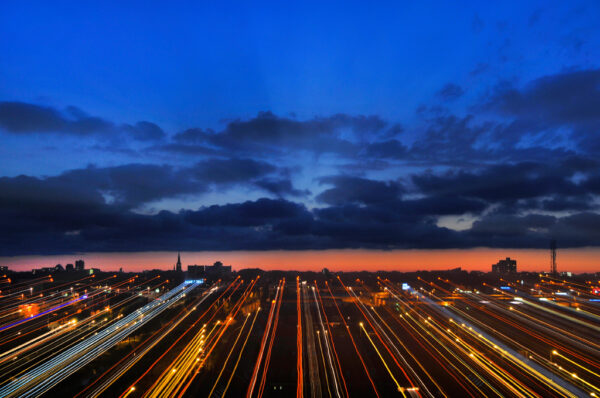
[176, 252, 182, 272]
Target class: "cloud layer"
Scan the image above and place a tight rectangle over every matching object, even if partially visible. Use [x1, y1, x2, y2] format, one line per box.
[1, 67, 600, 255]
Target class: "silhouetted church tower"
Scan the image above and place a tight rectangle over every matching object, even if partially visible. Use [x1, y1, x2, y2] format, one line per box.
[175, 252, 182, 272]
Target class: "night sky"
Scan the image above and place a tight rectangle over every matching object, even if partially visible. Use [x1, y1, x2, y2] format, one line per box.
[1, 2, 600, 270]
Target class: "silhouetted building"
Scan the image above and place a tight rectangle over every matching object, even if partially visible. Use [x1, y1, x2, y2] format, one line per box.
[55, 264, 64, 272]
[66, 264, 74, 271]
[0, 266, 8, 272]
[175, 253, 182, 272]
[188, 261, 232, 278]
[492, 257, 517, 273]
[75, 259, 85, 271]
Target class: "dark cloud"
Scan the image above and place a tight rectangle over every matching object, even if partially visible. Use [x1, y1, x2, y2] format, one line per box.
[362, 140, 408, 159]
[191, 158, 276, 184]
[484, 68, 600, 153]
[3, 66, 600, 255]
[170, 111, 387, 156]
[412, 161, 582, 203]
[487, 69, 600, 125]
[254, 178, 310, 197]
[436, 83, 465, 101]
[0, 101, 112, 135]
[184, 198, 310, 228]
[0, 101, 165, 142]
[57, 164, 204, 208]
[399, 196, 487, 216]
[0, 158, 285, 211]
[172, 128, 214, 144]
[0, 177, 598, 255]
[540, 196, 593, 212]
[316, 176, 403, 205]
[410, 115, 491, 162]
[122, 121, 166, 141]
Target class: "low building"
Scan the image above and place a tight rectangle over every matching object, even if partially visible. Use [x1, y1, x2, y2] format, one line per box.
[75, 259, 85, 271]
[188, 261, 232, 279]
[492, 257, 517, 273]
[372, 291, 390, 306]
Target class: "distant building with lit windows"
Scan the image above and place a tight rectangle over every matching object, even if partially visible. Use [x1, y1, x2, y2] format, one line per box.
[188, 261, 232, 278]
[75, 259, 85, 271]
[492, 257, 517, 273]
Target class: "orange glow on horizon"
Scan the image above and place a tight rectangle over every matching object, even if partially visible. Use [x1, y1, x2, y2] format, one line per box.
[1, 248, 599, 274]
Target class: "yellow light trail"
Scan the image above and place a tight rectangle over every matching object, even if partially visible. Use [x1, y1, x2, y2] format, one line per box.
[370, 306, 447, 397]
[119, 278, 240, 398]
[553, 351, 600, 393]
[222, 308, 260, 397]
[326, 282, 380, 398]
[296, 277, 303, 398]
[246, 279, 282, 398]
[359, 322, 406, 397]
[257, 278, 284, 398]
[208, 312, 252, 396]
[176, 277, 259, 397]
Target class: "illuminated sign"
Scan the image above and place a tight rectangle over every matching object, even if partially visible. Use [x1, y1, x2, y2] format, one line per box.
[402, 283, 410, 290]
[184, 279, 205, 284]
[500, 286, 511, 290]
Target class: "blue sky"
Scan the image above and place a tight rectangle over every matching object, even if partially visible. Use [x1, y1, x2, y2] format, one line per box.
[1, 1, 600, 255]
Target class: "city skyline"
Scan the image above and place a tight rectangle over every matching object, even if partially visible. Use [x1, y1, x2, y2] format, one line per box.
[4, 247, 600, 274]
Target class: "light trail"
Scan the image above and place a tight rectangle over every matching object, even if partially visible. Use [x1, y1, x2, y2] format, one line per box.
[208, 312, 252, 397]
[412, 281, 585, 397]
[222, 308, 260, 397]
[359, 322, 405, 396]
[325, 282, 380, 398]
[297, 277, 303, 398]
[340, 279, 424, 396]
[78, 286, 218, 398]
[177, 277, 259, 397]
[246, 279, 282, 398]
[369, 305, 447, 397]
[0, 281, 201, 398]
[0, 294, 87, 333]
[143, 278, 258, 398]
[315, 329, 332, 398]
[257, 278, 284, 398]
[311, 283, 342, 398]
[117, 277, 241, 398]
[314, 282, 348, 398]
[302, 282, 322, 397]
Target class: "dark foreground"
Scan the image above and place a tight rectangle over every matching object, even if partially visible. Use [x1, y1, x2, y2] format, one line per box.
[0, 268, 599, 397]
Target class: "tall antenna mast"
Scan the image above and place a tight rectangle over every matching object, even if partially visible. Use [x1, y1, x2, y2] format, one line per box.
[550, 239, 557, 276]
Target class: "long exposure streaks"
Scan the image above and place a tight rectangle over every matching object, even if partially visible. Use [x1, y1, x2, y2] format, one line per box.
[1, 271, 600, 397]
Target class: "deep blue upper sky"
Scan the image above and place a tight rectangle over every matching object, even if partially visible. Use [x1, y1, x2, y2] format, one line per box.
[1, 1, 600, 255]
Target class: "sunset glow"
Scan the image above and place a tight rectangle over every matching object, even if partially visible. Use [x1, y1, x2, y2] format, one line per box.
[3, 248, 599, 273]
